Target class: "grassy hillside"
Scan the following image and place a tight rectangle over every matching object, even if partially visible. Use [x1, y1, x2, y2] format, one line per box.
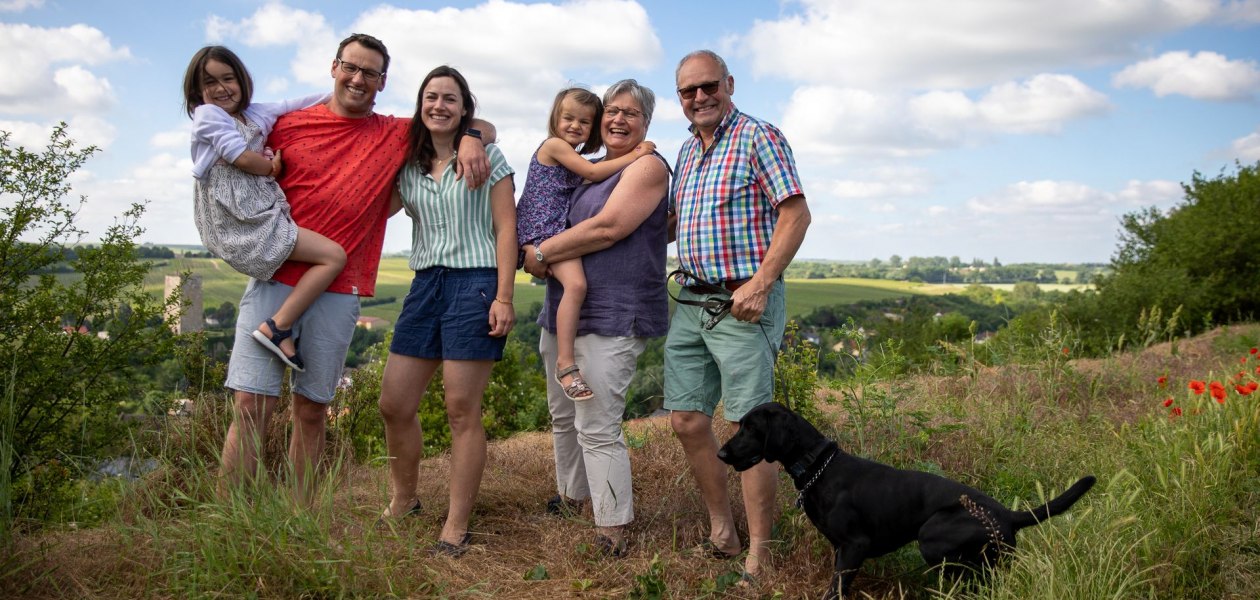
[6, 325, 1257, 599]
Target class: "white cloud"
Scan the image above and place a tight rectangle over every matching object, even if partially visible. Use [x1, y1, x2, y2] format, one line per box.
[150, 127, 190, 150]
[781, 86, 940, 160]
[352, 0, 662, 129]
[0, 23, 130, 116]
[0, 119, 55, 149]
[977, 74, 1111, 134]
[1233, 126, 1260, 161]
[841, 178, 1176, 262]
[1115, 179, 1184, 209]
[960, 178, 1181, 244]
[207, 3, 333, 47]
[735, 0, 1215, 91]
[967, 180, 1111, 216]
[782, 75, 1107, 160]
[204, 0, 663, 189]
[0, 0, 43, 11]
[0, 116, 115, 152]
[1113, 50, 1260, 101]
[822, 166, 934, 200]
[53, 65, 115, 108]
[204, 3, 340, 97]
[1217, 0, 1260, 23]
[73, 152, 195, 246]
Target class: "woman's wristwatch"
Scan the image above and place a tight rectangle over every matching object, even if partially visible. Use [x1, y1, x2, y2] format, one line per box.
[533, 245, 547, 265]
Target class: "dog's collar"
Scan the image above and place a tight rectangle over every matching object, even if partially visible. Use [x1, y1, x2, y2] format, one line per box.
[787, 440, 839, 509]
[786, 439, 836, 481]
[793, 443, 838, 509]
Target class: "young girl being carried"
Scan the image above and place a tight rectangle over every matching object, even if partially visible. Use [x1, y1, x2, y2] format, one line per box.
[517, 87, 655, 401]
[183, 45, 344, 372]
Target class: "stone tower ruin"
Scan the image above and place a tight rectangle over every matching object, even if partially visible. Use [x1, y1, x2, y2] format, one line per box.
[165, 273, 203, 334]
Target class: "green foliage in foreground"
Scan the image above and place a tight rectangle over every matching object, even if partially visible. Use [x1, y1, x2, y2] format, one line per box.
[0, 126, 178, 535]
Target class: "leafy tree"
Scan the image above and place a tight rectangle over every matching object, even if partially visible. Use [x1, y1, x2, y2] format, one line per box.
[0, 126, 178, 521]
[1095, 161, 1260, 337]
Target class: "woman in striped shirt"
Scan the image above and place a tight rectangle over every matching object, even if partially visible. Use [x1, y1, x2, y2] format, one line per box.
[378, 65, 516, 557]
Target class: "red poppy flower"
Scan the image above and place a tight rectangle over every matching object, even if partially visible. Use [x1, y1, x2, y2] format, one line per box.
[1211, 387, 1226, 403]
[1171, 407, 1183, 417]
[1062, 347, 1070, 355]
[1251, 347, 1258, 355]
[1157, 376, 1168, 388]
[1189, 380, 1206, 395]
[1235, 385, 1253, 396]
[1162, 398, 1174, 407]
[1249, 382, 1259, 392]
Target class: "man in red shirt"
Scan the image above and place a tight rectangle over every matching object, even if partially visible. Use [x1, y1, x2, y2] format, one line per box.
[218, 33, 491, 500]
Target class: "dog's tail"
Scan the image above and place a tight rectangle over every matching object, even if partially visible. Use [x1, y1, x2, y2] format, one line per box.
[1010, 476, 1096, 530]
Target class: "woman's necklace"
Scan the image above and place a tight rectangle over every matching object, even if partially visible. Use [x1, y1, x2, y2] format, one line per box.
[434, 149, 455, 170]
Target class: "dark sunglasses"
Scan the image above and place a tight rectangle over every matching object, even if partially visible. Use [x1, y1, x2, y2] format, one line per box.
[677, 80, 722, 100]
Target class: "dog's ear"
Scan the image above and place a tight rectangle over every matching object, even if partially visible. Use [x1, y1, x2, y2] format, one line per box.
[759, 404, 795, 464]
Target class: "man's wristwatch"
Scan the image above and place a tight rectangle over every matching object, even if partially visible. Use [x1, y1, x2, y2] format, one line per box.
[464, 127, 482, 140]
[534, 245, 546, 265]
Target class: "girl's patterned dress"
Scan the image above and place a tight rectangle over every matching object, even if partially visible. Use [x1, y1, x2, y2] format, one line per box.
[193, 116, 297, 281]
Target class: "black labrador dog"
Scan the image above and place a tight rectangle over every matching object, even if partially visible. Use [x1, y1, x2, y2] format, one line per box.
[717, 402, 1095, 599]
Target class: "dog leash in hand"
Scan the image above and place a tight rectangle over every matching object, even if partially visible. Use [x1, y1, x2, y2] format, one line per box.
[666, 268, 733, 330]
[795, 448, 838, 509]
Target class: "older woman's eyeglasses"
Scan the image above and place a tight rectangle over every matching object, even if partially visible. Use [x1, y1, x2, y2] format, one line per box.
[604, 106, 643, 120]
[677, 80, 721, 100]
[335, 59, 384, 82]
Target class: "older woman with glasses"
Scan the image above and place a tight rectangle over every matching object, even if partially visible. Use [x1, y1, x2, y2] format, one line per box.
[522, 79, 670, 557]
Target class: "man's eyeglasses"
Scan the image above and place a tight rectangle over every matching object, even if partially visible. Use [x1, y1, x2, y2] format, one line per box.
[335, 58, 384, 82]
[677, 80, 722, 100]
[604, 106, 643, 120]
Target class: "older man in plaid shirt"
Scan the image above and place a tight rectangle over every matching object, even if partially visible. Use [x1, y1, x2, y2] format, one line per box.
[665, 49, 811, 581]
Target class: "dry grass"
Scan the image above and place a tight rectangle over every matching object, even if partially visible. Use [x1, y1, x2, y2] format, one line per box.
[5, 326, 1258, 599]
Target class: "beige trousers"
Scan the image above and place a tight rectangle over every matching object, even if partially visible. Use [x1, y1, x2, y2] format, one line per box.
[541, 332, 645, 527]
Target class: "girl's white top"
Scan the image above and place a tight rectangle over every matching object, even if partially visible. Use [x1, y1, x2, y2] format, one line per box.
[189, 92, 328, 179]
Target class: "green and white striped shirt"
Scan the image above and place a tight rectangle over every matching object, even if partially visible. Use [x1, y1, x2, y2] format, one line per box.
[397, 144, 514, 271]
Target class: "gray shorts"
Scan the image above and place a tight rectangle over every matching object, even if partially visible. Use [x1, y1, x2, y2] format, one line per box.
[225, 279, 360, 403]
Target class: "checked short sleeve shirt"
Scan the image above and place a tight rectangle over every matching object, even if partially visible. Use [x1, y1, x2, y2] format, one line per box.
[672, 104, 804, 285]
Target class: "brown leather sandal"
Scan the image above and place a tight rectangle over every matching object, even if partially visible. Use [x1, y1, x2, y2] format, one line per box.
[555, 364, 594, 401]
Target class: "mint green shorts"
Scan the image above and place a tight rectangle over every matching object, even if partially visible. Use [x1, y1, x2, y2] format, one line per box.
[663, 280, 785, 422]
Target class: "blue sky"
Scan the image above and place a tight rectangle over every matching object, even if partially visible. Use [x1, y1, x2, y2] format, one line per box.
[2, 0, 1258, 264]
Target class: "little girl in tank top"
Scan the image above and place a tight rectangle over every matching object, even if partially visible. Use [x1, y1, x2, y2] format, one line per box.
[516, 87, 655, 401]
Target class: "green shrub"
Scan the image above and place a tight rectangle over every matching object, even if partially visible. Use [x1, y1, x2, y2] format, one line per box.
[0, 126, 179, 524]
[329, 333, 549, 460]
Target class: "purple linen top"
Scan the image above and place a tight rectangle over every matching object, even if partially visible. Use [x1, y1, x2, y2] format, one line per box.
[538, 156, 670, 338]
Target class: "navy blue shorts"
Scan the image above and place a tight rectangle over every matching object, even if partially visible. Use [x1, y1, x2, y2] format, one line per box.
[390, 267, 506, 361]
